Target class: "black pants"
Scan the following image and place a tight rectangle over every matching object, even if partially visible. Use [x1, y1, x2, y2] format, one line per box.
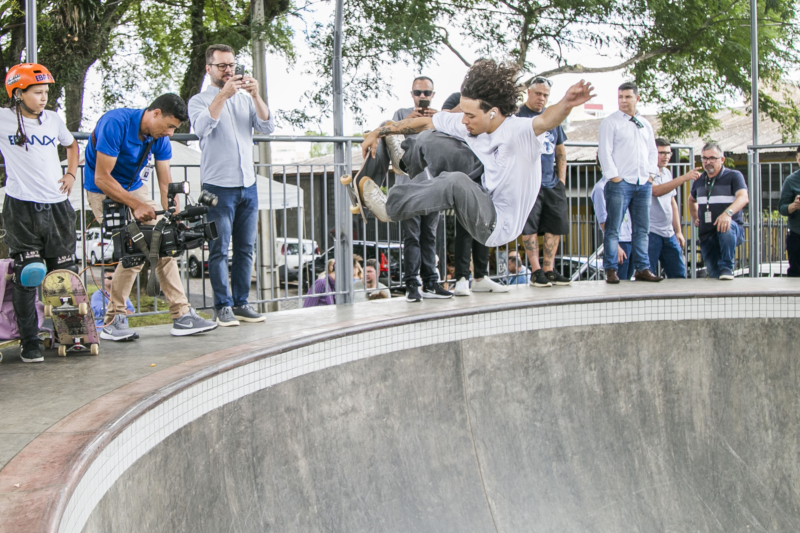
[2, 195, 76, 345]
[787, 230, 800, 277]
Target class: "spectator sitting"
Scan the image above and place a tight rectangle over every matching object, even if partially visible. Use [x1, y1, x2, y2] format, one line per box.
[778, 145, 800, 277]
[303, 259, 336, 307]
[353, 254, 364, 283]
[91, 269, 134, 329]
[505, 250, 531, 285]
[688, 142, 749, 280]
[354, 259, 391, 302]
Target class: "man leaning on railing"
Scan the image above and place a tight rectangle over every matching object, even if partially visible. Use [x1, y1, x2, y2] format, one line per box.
[188, 44, 274, 327]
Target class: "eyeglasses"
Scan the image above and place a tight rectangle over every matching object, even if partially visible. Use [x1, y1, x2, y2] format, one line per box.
[630, 116, 644, 129]
[208, 63, 236, 71]
[412, 90, 433, 97]
[657, 151, 672, 156]
[701, 156, 721, 162]
[531, 76, 552, 87]
[104, 276, 113, 281]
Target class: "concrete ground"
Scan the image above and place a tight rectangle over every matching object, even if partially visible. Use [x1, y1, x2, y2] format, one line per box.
[0, 277, 797, 471]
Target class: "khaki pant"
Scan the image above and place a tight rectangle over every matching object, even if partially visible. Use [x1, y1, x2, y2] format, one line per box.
[87, 188, 190, 321]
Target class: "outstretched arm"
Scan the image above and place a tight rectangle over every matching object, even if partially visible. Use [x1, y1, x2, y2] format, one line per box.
[362, 117, 434, 159]
[532, 80, 595, 136]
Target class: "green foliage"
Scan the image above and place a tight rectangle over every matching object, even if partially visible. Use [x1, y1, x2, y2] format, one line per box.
[305, 131, 333, 158]
[294, 0, 800, 140]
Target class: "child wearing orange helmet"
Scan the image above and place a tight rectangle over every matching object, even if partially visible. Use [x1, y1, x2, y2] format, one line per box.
[1, 63, 80, 362]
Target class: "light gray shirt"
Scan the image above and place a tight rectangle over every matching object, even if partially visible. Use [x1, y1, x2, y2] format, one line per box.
[650, 167, 676, 238]
[188, 86, 275, 188]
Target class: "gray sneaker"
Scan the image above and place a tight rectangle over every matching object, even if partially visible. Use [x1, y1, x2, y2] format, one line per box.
[216, 306, 240, 327]
[100, 314, 137, 342]
[233, 304, 265, 323]
[171, 308, 219, 337]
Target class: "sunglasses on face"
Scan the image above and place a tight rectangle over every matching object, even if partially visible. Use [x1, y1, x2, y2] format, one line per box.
[412, 90, 433, 97]
[105, 277, 113, 281]
[531, 76, 552, 87]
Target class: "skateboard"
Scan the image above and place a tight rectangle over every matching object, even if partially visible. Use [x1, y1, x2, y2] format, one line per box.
[340, 147, 372, 224]
[42, 270, 100, 356]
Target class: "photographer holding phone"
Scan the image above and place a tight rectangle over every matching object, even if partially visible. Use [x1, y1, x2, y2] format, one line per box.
[778, 145, 800, 277]
[188, 44, 274, 326]
[85, 93, 218, 340]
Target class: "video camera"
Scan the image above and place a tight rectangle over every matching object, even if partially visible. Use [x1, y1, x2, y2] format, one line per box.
[103, 182, 219, 269]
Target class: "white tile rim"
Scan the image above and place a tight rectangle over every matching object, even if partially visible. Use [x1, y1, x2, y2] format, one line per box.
[52, 292, 800, 533]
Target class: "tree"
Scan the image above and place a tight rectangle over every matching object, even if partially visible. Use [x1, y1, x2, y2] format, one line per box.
[297, 0, 800, 140]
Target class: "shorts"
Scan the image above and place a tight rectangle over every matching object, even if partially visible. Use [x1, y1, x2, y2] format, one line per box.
[2, 195, 76, 257]
[523, 181, 569, 236]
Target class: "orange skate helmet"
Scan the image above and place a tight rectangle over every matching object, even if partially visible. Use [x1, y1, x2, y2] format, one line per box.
[5, 63, 54, 98]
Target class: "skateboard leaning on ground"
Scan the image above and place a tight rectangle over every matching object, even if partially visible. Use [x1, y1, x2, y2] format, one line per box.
[42, 269, 100, 356]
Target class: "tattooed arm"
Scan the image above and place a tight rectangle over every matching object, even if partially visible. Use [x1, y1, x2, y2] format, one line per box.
[361, 117, 434, 159]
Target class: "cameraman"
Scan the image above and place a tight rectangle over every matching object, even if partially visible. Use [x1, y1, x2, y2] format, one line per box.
[188, 44, 274, 327]
[85, 94, 218, 340]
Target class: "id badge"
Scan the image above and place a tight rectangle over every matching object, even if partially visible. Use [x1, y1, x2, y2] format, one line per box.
[704, 210, 712, 223]
[140, 165, 153, 183]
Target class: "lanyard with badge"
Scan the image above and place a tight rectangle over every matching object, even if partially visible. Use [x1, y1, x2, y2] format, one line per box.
[704, 173, 717, 223]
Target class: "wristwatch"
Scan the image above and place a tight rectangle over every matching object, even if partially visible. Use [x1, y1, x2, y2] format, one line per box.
[725, 209, 734, 217]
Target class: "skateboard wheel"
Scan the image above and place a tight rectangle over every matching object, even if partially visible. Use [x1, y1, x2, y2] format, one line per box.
[43, 338, 52, 350]
[44, 305, 52, 318]
[78, 303, 89, 315]
[90, 343, 100, 356]
[349, 205, 361, 214]
[58, 345, 67, 357]
[340, 174, 353, 185]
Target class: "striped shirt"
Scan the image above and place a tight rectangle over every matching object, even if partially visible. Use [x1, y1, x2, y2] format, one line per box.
[690, 167, 747, 242]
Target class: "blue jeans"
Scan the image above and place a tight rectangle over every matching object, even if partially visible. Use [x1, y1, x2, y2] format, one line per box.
[699, 221, 744, 278]
[603, 180, 651, 273]
[203, 183, 259, 309]
[648, 233, 686, 278]
[617, 242, 632, 280]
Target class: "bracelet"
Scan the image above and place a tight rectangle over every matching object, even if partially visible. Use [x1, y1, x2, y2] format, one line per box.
[64, 172, 76, 179]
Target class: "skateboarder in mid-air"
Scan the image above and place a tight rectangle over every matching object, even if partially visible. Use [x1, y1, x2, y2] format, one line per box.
[0, 63, 81, 362]
[357, 59, 595, 249]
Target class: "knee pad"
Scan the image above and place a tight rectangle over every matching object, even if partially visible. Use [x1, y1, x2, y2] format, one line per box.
[13, 251, 47, 287]
[46, 255, 79, 274]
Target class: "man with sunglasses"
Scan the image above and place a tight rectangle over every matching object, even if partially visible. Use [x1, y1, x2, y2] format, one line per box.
[517, 76, 570, 287]
[390, 76, 453, 302]
[598, 82, 662, 283]
[688, 142, 748, 279]
[188, 44, 274, 325]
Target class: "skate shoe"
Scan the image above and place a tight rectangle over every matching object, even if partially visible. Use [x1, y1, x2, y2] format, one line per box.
[358, 177, 392, 223]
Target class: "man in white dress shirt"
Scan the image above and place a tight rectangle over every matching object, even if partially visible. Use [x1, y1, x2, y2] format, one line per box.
[597, 82, 663, 284]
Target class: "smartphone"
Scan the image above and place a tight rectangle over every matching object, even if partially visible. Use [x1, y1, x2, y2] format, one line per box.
[235, 64, 245, 78]
[419, 98, 430, 109]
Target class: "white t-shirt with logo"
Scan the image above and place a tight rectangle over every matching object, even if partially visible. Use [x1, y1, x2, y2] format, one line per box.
[650, 167, 676, 238]
[0, 108, 75, 203]
[432, 113, 543, 247]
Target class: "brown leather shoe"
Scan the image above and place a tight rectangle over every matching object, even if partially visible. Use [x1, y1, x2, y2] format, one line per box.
[605, 268, 620, 284]
[634, 269, 664, 282]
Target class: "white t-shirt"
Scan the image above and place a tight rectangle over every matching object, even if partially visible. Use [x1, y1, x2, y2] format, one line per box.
[432, 113, 543, 247]
[650, 167, 676, 238]
[0, 108, 75, 203]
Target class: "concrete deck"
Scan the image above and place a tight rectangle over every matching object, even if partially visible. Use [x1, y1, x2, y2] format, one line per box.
[0, 278, 798, 532]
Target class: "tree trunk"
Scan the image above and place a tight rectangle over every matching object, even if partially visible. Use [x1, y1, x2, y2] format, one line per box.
[176, 0, 207, 134]
[64, 68, 88, 132]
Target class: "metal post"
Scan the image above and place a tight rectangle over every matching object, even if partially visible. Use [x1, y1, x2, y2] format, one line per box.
[25, 0, 36, 63]
[332, 0, 353, 304]
[252, 0, 279, 312]
[689, 147, 697, 279]
[749, 0, 760, 277]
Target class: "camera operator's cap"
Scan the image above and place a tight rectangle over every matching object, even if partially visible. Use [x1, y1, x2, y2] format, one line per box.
[5, 63, 55, 98]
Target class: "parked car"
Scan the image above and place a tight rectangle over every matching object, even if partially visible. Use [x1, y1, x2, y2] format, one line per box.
[76, 228, 114, 265]
[276, 238, 321, 282]
[182, 242, 233, 278]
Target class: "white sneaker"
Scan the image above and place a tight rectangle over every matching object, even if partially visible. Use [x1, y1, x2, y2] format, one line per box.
[454, 277, 471, 296]
[472, 277, 510, 293]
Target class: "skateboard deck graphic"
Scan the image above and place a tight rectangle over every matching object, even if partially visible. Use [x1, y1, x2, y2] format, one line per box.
[42, 270, 100, 356]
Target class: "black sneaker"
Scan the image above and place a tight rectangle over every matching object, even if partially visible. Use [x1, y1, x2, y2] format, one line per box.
[544, 270, 572, 286]
[529, 269, 552, 288]
[20, 341, 44, 363]
[422, 284, 453, 299]
[405, 285, 422, 303]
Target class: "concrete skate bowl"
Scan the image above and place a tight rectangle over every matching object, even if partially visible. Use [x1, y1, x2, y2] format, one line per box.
[52, 294, 800, 532]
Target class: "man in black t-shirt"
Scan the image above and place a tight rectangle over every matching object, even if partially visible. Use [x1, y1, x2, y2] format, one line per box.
[516, 77, 570, 287]
[688, 142, 749, 279]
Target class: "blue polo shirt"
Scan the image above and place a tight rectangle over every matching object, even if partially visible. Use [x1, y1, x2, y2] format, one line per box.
[84, 109, 172, 194]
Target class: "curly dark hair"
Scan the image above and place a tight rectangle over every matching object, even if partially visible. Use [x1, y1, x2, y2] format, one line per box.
[460, 59, 524, 117]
